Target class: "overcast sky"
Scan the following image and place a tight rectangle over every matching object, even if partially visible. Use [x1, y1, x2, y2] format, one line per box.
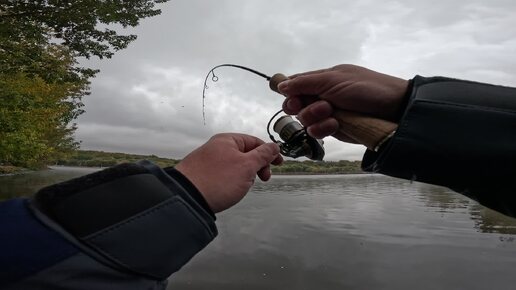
[76, 0, 516, 161]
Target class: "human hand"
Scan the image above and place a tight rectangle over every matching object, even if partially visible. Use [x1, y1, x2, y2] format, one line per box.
[175, 133, 283, 213]
[278, 64, 408, 142]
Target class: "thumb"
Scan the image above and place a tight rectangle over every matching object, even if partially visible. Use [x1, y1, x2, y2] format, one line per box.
[246, 143, 280, 172]
[278, 72, 330, 97]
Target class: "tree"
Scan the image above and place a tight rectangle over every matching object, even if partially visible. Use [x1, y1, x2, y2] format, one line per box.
[0, 0, 170, 168]
[0, 49, 87, 167]
[1, 0, 169, 59]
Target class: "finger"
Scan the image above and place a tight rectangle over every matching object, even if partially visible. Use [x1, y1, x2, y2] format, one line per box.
[296, 100, 333, 127]
[230, 134, 266, 153]
[282, 95, 320, 115]
[288, 67, 333, 79]
[257, 165, 272, 181]
[278, 71, 333, 97]
[271, 154, 283, 166]
[258, 153, 282, 181]
[282, 96, 302, 114]
[246, 143, 281, 172]
[306, 118, 339, 139]
[287, 64, 363, 80]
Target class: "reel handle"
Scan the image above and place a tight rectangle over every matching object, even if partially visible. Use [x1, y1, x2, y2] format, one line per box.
[269, 73, 398, 151]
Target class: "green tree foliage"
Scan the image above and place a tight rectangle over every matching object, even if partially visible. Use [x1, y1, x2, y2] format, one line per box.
[0, 0, 169, 168]
[55, 150, 179, 168]
[0, 44, 87, 168]
[1, 0, 169, 59]
[1, 73, 71, 167]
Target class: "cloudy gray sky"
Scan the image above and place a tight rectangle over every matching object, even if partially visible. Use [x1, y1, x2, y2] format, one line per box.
[76, 0, 516, 160]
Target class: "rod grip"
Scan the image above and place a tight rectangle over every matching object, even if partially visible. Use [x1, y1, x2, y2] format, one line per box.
[269, 73, 398, 151]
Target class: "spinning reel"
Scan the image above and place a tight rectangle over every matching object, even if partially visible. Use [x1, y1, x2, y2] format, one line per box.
[267, 111, 325, 161]
[203, 65, 326, 160]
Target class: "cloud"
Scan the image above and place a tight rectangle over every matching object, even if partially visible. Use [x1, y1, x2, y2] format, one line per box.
[76, 0, 516, 160]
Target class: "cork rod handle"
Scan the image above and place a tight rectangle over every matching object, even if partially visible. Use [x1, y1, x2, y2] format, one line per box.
[269, 73, 398, 151]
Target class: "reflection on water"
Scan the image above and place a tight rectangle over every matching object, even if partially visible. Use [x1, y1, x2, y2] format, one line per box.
[415, 183, 470, 212]
[171, 175, 516, 290]
[416, 182, 516, 235]
[471, 204, 516, 235]
[2, 169, 516, 289]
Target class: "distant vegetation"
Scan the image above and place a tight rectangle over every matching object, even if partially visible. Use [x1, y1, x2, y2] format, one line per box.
[0, 0, 170, 169]
[53, 150, 180, 169]
[50, 150, 363, 174]
[273, 160, 363, 174]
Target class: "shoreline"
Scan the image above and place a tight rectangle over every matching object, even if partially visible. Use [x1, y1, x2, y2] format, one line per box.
[0, 165, 32, 176]
[1, 164, 364, 176]
[272, 171, 365, 175]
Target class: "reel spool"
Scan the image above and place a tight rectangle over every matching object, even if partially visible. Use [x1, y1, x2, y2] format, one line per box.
[268, 114, 325, 161]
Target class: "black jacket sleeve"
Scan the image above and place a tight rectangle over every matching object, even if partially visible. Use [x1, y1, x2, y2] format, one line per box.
[362, 76, 516, 217]
[30, 160, 217, 281]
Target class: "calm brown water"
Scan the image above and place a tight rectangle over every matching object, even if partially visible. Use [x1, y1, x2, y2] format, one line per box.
[2, 167, 516, 289]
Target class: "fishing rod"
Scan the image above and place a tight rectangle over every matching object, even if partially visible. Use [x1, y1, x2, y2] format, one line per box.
[203, 64, 398, 160]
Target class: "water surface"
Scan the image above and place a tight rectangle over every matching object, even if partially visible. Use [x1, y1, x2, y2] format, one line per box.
[1, 168, 516, 289]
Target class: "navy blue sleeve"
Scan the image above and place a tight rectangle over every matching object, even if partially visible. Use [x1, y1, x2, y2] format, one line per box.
[0, 198, 79, 288]
[1, 161, 217, 289]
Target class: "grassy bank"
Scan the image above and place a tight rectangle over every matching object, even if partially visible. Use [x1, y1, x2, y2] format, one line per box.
[53, 150, 180, 168]
[1, 150, 363, 175]
[273, 160, 362, 174]
[51, 150, 363, 175]
[0, 165, 29, 175]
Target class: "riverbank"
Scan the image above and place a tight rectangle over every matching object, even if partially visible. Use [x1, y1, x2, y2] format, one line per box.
[46, 165, 365, 175]
[0, 165, 30, 175]
[0, 165, 364, 177]
[1, 165, 365, 177]
[50, 150, 363, 174]
[272, 171, 366, 175]
[1, 150, 364, 176]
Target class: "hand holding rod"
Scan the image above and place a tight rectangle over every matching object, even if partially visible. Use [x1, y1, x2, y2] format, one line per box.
[269, 73, 398, 151]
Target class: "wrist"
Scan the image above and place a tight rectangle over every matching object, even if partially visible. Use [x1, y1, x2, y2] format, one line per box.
[164, 167, 215, 218]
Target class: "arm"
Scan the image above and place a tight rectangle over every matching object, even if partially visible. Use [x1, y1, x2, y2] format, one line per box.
[362, 76, 516, 217]
[1, 161, 214, 290]
[1, 133, 282, 289]
[278, 65, 516, 217]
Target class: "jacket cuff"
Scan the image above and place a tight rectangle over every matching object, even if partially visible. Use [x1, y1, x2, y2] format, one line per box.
[163, 167, 215, 219]
[362, 76, 516, 216]
[31, 161, 217, 280]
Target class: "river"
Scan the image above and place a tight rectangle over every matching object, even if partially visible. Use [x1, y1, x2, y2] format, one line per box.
[2, 167, 516, 289]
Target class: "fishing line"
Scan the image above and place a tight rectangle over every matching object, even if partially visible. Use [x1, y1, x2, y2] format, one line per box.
[202, 64, 272, 124]
[201, 64, 326, 160]
[267, 109, 284, 143]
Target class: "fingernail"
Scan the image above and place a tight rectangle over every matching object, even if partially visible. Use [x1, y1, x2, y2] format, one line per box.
[286, 98, 295, 110]
[278, 80, 290, 93]
[306, 126, 317, 138]
[286, 98, 301, 111]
